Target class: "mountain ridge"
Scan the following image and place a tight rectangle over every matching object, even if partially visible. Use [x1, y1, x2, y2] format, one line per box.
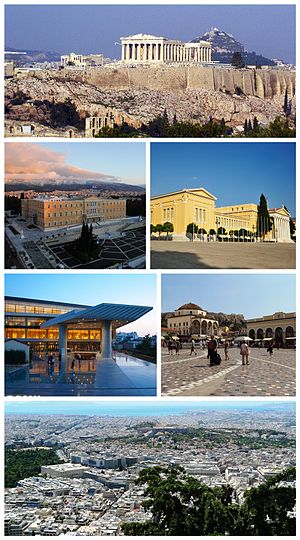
[192, 27, 276, 66]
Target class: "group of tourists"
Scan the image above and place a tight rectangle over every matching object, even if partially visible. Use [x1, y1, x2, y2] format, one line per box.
[45, 351, 83, 373]
[165, 337, 254, 367]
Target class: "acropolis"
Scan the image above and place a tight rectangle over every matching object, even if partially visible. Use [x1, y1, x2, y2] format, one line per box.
[120, 33, 212, 64]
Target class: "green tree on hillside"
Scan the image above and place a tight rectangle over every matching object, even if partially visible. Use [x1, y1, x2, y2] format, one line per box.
[231, 52, 245, 68]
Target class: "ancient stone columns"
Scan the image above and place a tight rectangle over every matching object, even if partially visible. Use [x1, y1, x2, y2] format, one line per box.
[120, 35, 211, 64]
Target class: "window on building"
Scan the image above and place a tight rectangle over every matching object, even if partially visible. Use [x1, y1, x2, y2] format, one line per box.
[5, 317, 25, 327]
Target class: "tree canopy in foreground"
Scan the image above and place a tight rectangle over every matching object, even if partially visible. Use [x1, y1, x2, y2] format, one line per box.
[121, 465, 295, 536]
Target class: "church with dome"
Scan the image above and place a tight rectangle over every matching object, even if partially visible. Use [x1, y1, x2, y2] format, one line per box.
[166, 302, 219, 338]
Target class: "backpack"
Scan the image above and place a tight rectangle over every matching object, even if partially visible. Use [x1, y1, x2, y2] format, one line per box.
[211, 351, 221, 365]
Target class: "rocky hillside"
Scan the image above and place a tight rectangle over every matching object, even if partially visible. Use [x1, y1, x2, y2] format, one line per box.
[207, 312, 246, 329]
[5, 68, 294, 136]
[192, 27, 275, 66]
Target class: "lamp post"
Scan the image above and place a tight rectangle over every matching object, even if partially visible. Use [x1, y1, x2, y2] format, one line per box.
[216, 217, 220, 242]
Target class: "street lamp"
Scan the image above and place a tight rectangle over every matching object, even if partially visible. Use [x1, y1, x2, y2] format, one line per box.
[216, 217, 220, 242]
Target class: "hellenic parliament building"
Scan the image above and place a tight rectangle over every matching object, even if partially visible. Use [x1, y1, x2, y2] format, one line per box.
[120, 34, 212, 64]
[150, 187, 292, 242]
[21, 197, 126, 231]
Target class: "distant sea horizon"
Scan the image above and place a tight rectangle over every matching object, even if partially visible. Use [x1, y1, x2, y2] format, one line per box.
[5, 400, 295, 417]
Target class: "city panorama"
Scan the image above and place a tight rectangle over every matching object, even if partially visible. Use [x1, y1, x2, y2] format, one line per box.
[4, 4, 295, 138]
[5, 400, 296, 536]
[150, 142, 296, 269]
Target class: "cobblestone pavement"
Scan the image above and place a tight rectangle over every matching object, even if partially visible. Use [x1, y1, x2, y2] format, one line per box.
[161, 347, 296, 396]
[151, 241, 296, 269]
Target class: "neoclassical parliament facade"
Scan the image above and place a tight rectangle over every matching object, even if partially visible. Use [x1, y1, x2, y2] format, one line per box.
[150, 187, 292, 242]
[120, 34, 212, 64]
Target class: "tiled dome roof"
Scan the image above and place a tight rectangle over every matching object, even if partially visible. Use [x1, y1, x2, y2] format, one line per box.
[178, 302, 203, 310]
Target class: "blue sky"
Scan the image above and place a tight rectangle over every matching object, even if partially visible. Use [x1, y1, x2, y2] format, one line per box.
[5, 5, 295, 63]
[43, 142, 145, 185]
[5, 274, 157, 336]
[5, 142, 146, 187]
[151, 142, 296, 216]
[5, 400, 295, 417]
[162, 274, 296, 319]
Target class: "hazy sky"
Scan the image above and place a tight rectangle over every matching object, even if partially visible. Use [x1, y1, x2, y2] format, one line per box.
[151, 142, 296, 216]
[5, 4, 295, 63]
[162, 274, 296, 318]
[5, 400, 295, 417]
[5, 274, 157, 336]
[5, 142, 146, 186]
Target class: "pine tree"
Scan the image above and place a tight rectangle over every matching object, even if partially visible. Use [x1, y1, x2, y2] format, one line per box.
[257, 194, 272, 239]
[253, 116, 259, 131]
[231, 52, 245, 68]
[243, 119, 248, 134]
[283, 88, 289, 116]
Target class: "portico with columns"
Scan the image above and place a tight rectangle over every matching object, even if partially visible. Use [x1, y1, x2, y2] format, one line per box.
[41, 303, 153, 386]
[269, 207, 293, 243]
[120, 33, 211, 64]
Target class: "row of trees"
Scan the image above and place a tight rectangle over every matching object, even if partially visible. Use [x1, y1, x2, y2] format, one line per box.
[187, 224, 256, 239]
[151, 222, 174, 238]
[95, 114, 295, 139]
[243, 117, 295, 138]
[121, 465, 296, 536]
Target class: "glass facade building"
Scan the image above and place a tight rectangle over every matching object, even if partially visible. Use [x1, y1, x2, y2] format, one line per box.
[5, 296, 101, 355]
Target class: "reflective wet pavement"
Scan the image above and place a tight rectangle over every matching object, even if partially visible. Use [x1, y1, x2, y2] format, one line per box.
[5, 353, 156, 396]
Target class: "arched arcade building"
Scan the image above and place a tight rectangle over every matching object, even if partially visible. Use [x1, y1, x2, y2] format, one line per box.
[247, 311, 296, 347]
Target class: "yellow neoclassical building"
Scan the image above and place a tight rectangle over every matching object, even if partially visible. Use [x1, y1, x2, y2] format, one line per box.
[150, 187, 292, 242]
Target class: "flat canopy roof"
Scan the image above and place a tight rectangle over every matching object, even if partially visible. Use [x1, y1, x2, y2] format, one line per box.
[41, 303, 153, 328]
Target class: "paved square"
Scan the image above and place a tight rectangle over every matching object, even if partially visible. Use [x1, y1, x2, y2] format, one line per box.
[151, 242, 296, 269]
[161, 346, 295, 396]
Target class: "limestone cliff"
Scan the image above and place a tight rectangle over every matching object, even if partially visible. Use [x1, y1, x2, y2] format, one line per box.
[5, 66, 296, 134]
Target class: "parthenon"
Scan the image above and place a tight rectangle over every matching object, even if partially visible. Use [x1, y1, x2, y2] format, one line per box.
[120, 33, 212, 64]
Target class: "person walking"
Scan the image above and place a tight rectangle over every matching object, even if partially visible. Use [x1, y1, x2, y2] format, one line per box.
[224, 340, 229, 360]
[77, 353, 82, 370]
[240, 341, 249, 365]
[207, 336, 217, 366]
[267, 341, 274, 356]
[190, 338, 197, 356]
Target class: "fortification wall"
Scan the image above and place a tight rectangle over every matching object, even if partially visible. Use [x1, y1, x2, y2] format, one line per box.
[38, 66, 295, 98]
